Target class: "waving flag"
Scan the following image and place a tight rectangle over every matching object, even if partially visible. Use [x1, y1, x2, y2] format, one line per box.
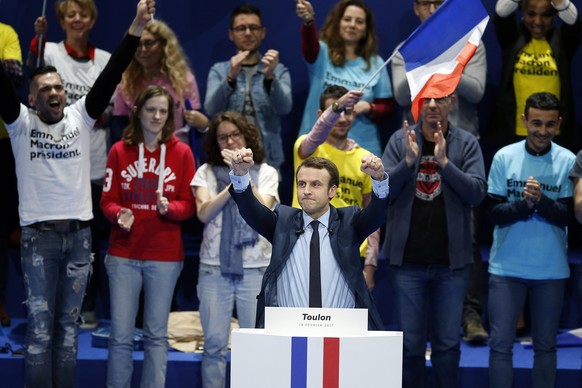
[399, 0, 489, 121]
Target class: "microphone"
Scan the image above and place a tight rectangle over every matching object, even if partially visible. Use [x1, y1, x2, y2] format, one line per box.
[328, 228, 334, 236]
[295, 228, 305, 236]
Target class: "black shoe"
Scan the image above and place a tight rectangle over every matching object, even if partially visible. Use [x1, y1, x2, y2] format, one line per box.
[462, 319, 488, 344]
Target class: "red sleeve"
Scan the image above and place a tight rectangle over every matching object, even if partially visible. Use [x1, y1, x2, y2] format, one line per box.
[29, 35, 45, 58]
[100, 144, 124, 225]
[165, 147, 196, 222]
[369, 97, 395, 124]
[301, 22, 320, 64]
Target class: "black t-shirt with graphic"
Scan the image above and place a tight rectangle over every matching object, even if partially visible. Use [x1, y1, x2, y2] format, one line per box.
[403, 139, 449, 265]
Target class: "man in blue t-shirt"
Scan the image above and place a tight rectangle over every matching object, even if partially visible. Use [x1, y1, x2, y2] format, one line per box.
[487, 92, 575, 388]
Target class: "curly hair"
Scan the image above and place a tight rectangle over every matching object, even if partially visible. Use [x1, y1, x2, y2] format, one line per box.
[319, 0, 378, 70]
[122, 85, 176, 146]
[55, 0, 98, 22]
[119, 20, 192, 108]
[204, 111, 265, 167]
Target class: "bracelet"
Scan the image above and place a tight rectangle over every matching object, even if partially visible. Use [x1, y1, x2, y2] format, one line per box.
[551, 0, 570, 11]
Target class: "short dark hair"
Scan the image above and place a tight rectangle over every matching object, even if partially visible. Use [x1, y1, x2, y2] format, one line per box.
[230, 4, 263, 28]
[524, 92, 560, 118]
[30, 65, 60, 85]
[319, 85, 349, 110]
[296, 157, 340, 189]
[204, 111, 265, 166]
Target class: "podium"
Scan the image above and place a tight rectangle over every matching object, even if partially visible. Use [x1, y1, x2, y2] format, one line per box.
[230, 307, 403, 388]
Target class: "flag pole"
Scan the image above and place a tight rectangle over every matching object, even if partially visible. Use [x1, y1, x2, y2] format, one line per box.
[37, 0, 48, 68]
[359, 49, 398, 92]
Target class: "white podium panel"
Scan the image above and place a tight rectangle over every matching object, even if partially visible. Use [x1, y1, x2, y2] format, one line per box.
[230, 328, 403, 388]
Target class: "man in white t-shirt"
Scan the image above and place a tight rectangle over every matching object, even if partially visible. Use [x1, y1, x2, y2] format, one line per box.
[0, 1, 155, 386]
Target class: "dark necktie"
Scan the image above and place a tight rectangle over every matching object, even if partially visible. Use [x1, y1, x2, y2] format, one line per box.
[309, 220, 322, 308]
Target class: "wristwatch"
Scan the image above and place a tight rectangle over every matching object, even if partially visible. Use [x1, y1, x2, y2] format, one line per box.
[332, 101, 342, 113]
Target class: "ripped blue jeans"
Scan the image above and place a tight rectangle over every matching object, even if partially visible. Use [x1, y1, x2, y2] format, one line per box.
[20, 225, 92, 388]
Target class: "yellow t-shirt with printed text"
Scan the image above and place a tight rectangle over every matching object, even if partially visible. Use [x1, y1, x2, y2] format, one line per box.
[513, 38, 560, 136]
[293, 135, 373, 257]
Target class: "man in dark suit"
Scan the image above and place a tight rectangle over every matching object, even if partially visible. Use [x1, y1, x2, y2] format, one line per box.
[226, 148, 389, 330]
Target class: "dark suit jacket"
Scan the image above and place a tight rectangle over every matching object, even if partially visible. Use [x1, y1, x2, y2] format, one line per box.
[229, 184, 386, 330]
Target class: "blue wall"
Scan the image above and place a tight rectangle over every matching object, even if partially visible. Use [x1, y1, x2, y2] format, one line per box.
[2, 0, 582, 193]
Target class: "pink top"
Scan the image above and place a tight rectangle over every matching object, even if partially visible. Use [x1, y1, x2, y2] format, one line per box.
[113, 71, 202, 131]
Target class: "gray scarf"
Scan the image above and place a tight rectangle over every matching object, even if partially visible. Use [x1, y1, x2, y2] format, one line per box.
[213, 165, 260, 277]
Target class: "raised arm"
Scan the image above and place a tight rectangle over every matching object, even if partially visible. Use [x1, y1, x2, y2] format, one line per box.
[26, 16, 48, 74]
[296, 0, 320, 63]
[298, 90, 363, 158]
[456, 43, 486, 104]
[85, 0, 155, 120]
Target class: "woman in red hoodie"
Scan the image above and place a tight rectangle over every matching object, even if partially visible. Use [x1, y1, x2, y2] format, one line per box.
[101, 85, 196, 387]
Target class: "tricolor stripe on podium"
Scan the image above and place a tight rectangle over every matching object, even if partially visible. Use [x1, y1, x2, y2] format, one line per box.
[291, 337, 341, 388]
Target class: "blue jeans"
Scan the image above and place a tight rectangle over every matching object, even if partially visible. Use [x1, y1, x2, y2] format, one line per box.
[105, 254, 182, 388]
[197, 264, 265, 388]
[390, 263, 469, 388]
[488, 274, 565, 388]
[21, 225, 92, 388]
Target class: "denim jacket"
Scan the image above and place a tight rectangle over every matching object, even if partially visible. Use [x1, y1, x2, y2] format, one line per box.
[204, 59, 292, 169]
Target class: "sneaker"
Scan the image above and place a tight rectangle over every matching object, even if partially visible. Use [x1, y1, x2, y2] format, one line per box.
[462, 319, 488, 344]
[80, 311, 98, 329]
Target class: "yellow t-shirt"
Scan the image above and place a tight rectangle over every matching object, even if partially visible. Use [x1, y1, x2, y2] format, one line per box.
[0, 23, 22, 140]
[0, 23, 22, 62]
[293, 135, 373, 257]
[513, 38, 560, 136]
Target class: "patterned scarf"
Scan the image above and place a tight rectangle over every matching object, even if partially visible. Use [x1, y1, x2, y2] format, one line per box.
[212, 165, 260, 277]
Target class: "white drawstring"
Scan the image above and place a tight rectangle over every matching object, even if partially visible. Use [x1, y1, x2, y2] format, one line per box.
[157, 143, 166, 193]
[138, 143, 145, 179]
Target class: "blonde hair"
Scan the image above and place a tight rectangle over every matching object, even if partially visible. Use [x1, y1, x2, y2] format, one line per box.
[319, 0, 378, 70]
[119, 20, 192, 107]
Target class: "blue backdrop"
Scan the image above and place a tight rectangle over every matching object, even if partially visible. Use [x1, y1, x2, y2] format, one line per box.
[2, 0, 582, 197]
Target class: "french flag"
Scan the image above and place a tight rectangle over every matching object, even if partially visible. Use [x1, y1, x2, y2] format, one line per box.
[399, 0, 489, 121]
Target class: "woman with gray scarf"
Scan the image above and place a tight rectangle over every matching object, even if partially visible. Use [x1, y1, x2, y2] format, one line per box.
[190, 111, 279, 388]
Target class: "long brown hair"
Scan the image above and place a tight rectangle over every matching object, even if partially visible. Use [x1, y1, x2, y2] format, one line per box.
[319, 0, 378, 70]
[204, 111, 265, 166]
[122, 85, 175, 146]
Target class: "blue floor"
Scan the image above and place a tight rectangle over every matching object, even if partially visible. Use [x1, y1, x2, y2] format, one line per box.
[2, 244, 582, 387]
[1, 319, 581, 387]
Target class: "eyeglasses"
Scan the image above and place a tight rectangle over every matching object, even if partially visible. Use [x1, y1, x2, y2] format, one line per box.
[138, 39, 159, 49]
[231, 24, 263, 34]
[415, 0, 445, 8]
[423, 96, 451, 105]
[217, 130, 243, 144]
